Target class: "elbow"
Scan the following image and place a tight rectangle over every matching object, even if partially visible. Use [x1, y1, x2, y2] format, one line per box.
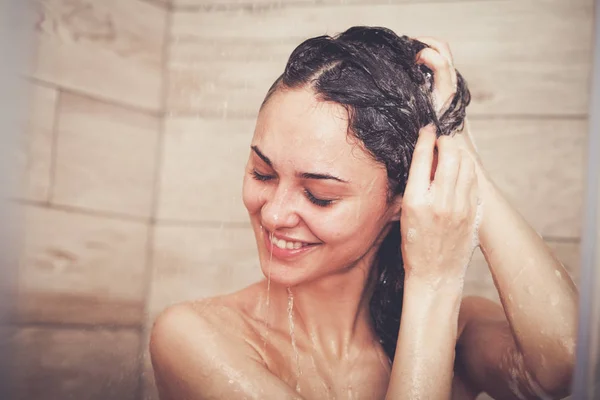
[529, 346, 575, 399]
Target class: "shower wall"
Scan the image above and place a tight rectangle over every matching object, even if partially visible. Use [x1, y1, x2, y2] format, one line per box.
[13, 0, 167, 399]
[12, 0, 594, 400]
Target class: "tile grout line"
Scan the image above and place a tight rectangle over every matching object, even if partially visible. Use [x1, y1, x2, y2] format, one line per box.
[12, 198, 580, 239]
[46, 89, 62, 206]
[26, 80, 587, 122]
[12, 198, 151, 224]
[172, 0, 502, 13]
[26, 76, 164, 119]
[7, 320, 143, 333]
[14, 197, 254, 228]
[135, 6, 174, 400]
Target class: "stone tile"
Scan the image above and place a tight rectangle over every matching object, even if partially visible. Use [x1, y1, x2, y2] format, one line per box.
[52, 92, 160, 218]
[17, 204, 149, 326]
[147, 224, 261, 320]
[10, 326, 140, 400]
[464, 241, 581, 302]
[19, 83, 57, 202]
[481, 118, 586, 238]
[33, 0, 166, 111]
[167, 0, 592, 117]
[470, 118, 586, 238]
[157, 117, 254, 223]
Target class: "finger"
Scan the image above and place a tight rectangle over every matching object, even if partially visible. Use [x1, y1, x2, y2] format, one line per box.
[415, 37, 455, 68]
[415, 48, 457, 114]
[415, 37, 457, 90]
[405, 124, 437, 196]
[433, 135, 460, 200]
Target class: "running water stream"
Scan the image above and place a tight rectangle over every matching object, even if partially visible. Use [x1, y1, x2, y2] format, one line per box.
[262, 228, 275, 355]
[287, 287, 302, 393]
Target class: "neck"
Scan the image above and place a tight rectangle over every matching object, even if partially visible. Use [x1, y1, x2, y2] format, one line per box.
[266, 252, 380, 361]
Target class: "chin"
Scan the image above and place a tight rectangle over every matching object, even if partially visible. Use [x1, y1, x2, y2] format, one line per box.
[258, 257, 316, 288]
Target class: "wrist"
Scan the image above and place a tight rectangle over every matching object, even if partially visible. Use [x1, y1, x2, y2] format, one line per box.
[404, 273, 464, 300]
[402, 275, 463, 333]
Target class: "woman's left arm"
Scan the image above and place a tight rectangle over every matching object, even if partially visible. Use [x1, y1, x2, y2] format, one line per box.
[414, 36, 578, 398]
[464, 160, 578, 396]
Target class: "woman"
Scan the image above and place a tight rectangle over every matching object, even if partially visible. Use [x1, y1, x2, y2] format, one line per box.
[150, 27, 577, 399]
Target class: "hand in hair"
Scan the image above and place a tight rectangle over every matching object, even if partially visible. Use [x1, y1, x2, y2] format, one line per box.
[398, 38, 482, 285]
[399, 123, 480, 286]
[416, 37, 483, 170]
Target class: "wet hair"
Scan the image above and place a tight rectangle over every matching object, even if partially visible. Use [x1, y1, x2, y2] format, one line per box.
[261, 26, 470, 360]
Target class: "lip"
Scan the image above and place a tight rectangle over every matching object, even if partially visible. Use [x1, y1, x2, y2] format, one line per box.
[262, 230, 320, 260]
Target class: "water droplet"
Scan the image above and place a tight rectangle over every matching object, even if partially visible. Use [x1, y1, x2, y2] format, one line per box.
[526, 285, 534, 295]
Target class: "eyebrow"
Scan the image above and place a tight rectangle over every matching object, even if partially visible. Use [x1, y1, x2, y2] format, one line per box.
[251, 146, 273, 167]
[251, 145, 348, 183]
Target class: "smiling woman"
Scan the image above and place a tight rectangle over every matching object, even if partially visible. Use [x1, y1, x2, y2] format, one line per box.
[149, 26, 578, 400]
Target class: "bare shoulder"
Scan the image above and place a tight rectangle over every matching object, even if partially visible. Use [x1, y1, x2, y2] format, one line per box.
[150, 283, 267, 365]
[149, 283, 300, 400]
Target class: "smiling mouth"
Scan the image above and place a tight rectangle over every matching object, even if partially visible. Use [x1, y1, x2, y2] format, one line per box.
[265, 231, 320, 250]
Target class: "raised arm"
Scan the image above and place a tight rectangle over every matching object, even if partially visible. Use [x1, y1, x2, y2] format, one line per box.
[150, 303, 303, 400]
[385, 121, 481, 399]
[454, 151, 578, 398]
[414, 37, 578, 398]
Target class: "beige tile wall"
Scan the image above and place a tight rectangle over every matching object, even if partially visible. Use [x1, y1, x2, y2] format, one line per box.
[15, 0, 168, 399]
[15, 0, 593, 399]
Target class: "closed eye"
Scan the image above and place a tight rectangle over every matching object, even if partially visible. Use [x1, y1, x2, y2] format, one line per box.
[304, 190, 334, 207]
[252, 169, 334, 207]
[251, 170, 274, 181]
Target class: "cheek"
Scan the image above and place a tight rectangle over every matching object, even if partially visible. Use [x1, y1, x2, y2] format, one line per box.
[242, 175, 265, 214]
[311, 199, 389, 244]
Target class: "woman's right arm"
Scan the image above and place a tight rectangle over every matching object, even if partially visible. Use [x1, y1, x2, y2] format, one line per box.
[385, 123, 480, 400]
[386, 277, 464, 399]
[150, 303, 303, 400]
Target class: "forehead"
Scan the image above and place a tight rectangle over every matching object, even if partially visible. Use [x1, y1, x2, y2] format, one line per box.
[253, 88, 383, 178]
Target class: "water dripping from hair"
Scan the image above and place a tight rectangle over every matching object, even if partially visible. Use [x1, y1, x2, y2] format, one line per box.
[262, 187, 287, 355]
[287, 286, 302, 393]
[262, 225, 275, 356]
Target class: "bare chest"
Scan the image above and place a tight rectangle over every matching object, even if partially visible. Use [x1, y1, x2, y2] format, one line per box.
[259, 334, 390, 400]
[261, 338, 478, 400]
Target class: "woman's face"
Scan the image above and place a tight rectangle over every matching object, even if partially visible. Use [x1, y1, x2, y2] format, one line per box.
[242, 87, 401, 286]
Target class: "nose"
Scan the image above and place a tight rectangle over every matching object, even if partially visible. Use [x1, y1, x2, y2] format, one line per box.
[260, 184, 300, 232]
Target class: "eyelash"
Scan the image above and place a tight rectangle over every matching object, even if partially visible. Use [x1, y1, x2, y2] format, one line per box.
[251, 170, 334, 208]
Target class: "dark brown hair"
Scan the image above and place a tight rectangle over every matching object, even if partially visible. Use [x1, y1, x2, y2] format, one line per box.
[262, 26, 471, 360]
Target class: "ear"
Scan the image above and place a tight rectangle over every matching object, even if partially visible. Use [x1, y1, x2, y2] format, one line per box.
[389, 194, 403, 222]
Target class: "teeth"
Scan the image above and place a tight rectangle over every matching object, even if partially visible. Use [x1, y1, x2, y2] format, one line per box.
[269, 235, 305, 250]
